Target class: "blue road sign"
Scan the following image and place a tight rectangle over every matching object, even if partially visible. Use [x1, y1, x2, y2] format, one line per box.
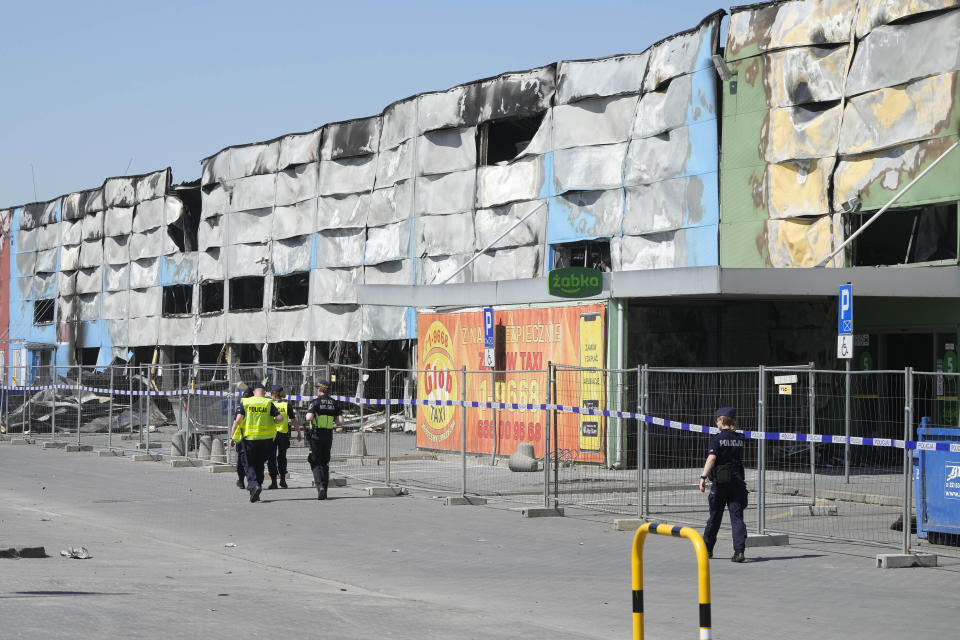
[838, 284, 853, 335]
[483, 307, 495, 348]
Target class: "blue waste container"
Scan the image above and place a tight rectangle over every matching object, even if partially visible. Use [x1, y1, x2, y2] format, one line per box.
[913, 417, 960, 542]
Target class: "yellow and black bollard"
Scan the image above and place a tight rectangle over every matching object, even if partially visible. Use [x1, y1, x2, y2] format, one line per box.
[631, 521, 712, 640]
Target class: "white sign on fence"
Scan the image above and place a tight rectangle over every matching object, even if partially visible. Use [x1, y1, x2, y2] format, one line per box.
[774, 374, 798, 384]
[838, 334, 853, 359]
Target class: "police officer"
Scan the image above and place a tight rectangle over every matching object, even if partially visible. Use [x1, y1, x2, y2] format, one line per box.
[266, 384, 302, 489]
[698, 406, 748, 562]
[231, 382, 280, 503]
[304, 379, 343, 500]
[231, 386, 254, 489]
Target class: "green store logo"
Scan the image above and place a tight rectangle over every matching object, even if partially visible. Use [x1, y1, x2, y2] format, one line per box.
[548, 267, 603, 298]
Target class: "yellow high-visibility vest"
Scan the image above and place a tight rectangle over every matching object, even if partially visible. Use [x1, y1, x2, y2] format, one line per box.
[275, 401, 290, 434]
[241, 396, 277, 440]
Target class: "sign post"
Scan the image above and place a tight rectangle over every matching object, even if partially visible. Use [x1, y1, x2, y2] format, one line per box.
[838, 283, 853, 483]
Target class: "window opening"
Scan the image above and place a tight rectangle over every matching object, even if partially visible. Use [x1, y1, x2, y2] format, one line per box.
[851, 203, 958, 266]
[167, 180, 202, 252]
[273, 272, 309, 308]
[77, 347, 100, 368]
[552, 240, 612, 271]
[34, 299, 55, 324]
[196, 344, 225, 366]
[477, 112, 545, 165]
[162, 284, 193, 316]
[229, 276, 264, 312]
[200, 280, 224, 314]
[268, 341, 306, 366]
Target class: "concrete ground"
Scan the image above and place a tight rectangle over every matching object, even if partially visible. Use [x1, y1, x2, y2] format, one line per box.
[1, 444, 958, 640]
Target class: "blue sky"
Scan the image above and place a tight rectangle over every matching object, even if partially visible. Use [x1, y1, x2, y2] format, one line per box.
[0, 0, 726, 207]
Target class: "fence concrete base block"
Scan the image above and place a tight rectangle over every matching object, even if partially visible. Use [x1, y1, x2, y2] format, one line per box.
[876, 553, 938, 569]
[10, 438, 31, 445]
[613, 518, 645, 531]
[444, 496, 487, 506]
[170, 458, 204, 468]
[131, 454, 161, 462]
[64, 444, 93, 453]
[120, 434, 138, 441]
[207, 464, 235, 473]
[0, 546, 47, 559]
[330, 478, 347, 487]
[518, 507, 565, 518]
[41, 442, 67, 449]
[96, 449, 121, 457]
[746, 533, 789, 548]
[790, 505, 838, 517]
[367, 486, 402, 497]
[135, 442, 162, 450]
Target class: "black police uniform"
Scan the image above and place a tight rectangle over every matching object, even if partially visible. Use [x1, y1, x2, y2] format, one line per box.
[703, 428, 749, 556]
[305, 390, 341, 498]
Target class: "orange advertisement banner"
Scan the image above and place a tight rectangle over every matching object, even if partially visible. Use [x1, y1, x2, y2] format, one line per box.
[417, 304, 606, 463]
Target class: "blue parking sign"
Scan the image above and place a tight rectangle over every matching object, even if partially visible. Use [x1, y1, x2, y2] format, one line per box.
[483, 307, 494, 348]
[838, 284, 853, 335]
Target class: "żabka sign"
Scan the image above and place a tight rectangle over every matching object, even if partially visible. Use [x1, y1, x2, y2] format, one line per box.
[548, 267, 603, 298]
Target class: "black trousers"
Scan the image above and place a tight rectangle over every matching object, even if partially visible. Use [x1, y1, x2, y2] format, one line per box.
[306, 428, 333, 489]
[703, 480, 749, 552]
[235, 441, 247, 482]
[267, 432, 291, 477]
[243, 439, 275, 489]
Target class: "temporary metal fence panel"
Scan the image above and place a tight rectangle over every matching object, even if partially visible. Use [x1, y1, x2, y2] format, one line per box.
[640, 368, 760, 529]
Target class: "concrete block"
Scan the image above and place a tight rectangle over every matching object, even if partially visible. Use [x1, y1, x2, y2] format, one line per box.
[10, 438, 30, 445]
[135, 442, 162, 450]
[97, 449, 121, 457]
[41, 441, 67, 449]
[367, 486, 403, 497]
[790, 505, 839, 517]
[0, 546, 47, 559]
[746, 533, 790, 548]
[330, 478, 347, 487]
[170, 458, 204, 468]
[519, 507, 565, 518]
[207, 464, 235, 473]
[131, 454, 161, 462]
[876, 553, 938, 569]
[613, 518, 645, 531]
[64, 444, 94, 452]
[444, 496, 487, 506]
[120, 434, 137, 440]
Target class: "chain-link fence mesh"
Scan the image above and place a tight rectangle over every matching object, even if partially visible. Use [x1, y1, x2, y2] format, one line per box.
[4, 361, 960, 559]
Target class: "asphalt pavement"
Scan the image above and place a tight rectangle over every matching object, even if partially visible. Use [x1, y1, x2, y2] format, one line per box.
[1, 443, 958, 639]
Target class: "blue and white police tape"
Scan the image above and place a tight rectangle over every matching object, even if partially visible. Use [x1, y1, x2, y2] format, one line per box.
[3, 383, 959, 453]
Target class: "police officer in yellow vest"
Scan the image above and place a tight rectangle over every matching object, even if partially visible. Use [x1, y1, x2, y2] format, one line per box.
[266, 384, 302, 489]
[232, 387, 254, 489]
[231, 382, 280, 503]
[304, 379, 343, 500]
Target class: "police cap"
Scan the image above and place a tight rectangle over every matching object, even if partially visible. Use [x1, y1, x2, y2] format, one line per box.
[716, 406, 736, 419]
[271, 384, 284, 393]
[317, 379, 331, 389]
[253, 382, 266, 391]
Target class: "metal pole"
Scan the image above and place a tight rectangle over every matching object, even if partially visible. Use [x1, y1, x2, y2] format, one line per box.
[385, 365, 391, 487]
[844, 359, 851, 483]
[544, 362, 552, 509]
[138, 368, 145, 448]
[108, 366, 114, 450]
[552, 365, 558, 505]
[808, 362, 816, 507]
[178, 365, 185, 458]
[636, 364, 644, 519]
[144, 368, 151, 452]
[490, 368, 497, 466]
[460, 366, 467, 498]
[758, 365, 767, 534]
[903, 367, 914, 555]
[51, 366, 57, 440]
[77, 366, 82, 445]
[642, 364, 650, 517]
[128, 365, 133, 443]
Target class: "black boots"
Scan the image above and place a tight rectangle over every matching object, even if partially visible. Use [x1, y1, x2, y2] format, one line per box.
[317, 488, 327, 500]
[731, 550, 745, 563]
[236, 479, 245, 489]
[250, 485, 262, 503]
[279, 477, 288, 489]
[267, 476, 279, 490]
